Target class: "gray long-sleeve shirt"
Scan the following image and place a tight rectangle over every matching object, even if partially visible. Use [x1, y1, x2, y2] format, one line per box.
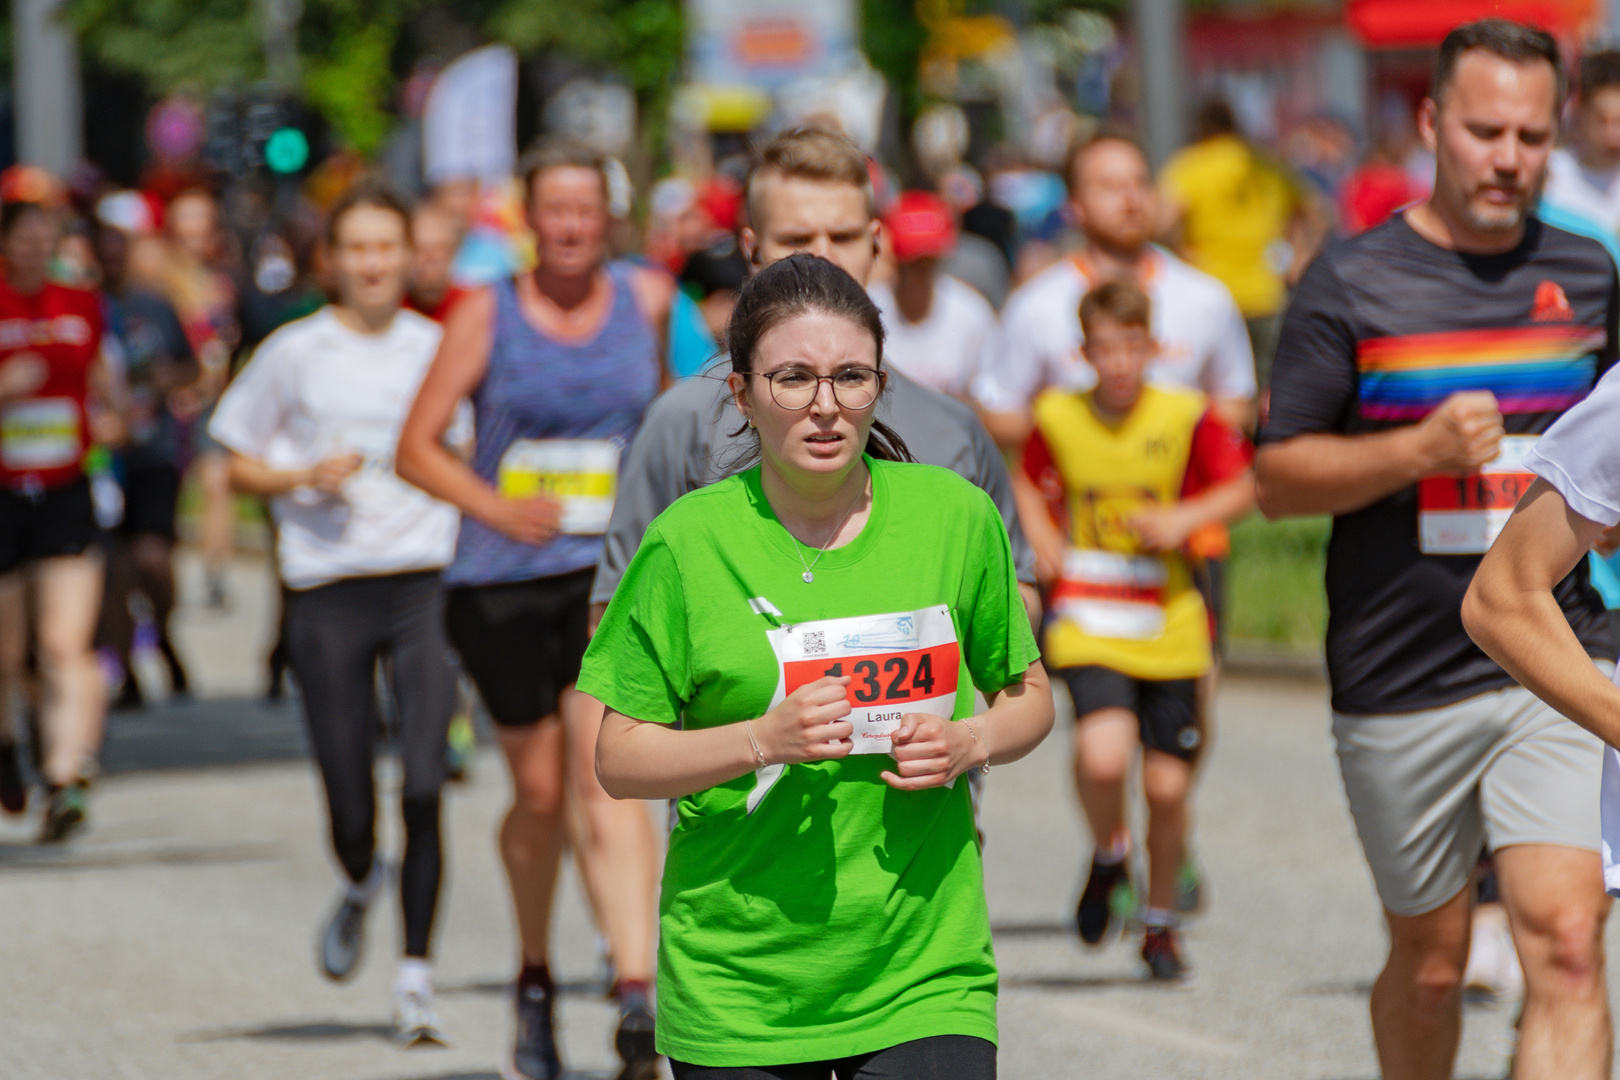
[590, 363, 1038, 604]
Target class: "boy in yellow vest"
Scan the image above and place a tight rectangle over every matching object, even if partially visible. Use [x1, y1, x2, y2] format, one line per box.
[1014, 280, 1255, 979]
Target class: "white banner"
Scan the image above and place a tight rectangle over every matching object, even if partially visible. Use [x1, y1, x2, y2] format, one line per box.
[423, 45, 518, 185]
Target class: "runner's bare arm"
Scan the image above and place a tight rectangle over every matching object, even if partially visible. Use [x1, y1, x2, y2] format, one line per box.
[978, 409, 1032, 451]
[396, 287, 561, 546]
[630, 266, 677, 390]
[1133, 469, 1255, 554]
[1462, 480, 1620, 747]
[882, 661, 1054, 791]
[1210, 395, 1256, 436]
[0, 352, 46, 403]
[86, 351, 128, 447]
[1255, 390, 1503, 518]
[596, 676, 856, 801]
[1011, 469, 1066, 587]
[225, 448, 362, 497]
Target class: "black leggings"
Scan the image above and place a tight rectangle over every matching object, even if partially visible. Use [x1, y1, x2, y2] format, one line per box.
[670, 1036, 996, 1080]
[284, 571, 459, 958]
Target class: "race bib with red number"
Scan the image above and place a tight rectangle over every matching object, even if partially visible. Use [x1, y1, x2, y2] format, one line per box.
[1419, 435, 1537, 555]
[745, 605, 962, 814]
[1050, 548, 1169, 641]
[769, 605, 961, 756]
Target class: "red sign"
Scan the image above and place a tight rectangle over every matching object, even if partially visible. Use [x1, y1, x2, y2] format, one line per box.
[1347, 0, 1589, 47]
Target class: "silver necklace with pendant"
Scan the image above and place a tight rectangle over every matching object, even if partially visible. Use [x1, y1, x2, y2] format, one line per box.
[792, 479, 867, 584]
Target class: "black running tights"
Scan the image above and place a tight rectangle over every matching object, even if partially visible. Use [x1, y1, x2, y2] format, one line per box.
[284, 571, 458, 958]
[670, 1036, 996, 1079]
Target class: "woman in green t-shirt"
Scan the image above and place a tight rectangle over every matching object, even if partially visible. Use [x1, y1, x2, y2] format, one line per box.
[579, 254, 1054, 1078]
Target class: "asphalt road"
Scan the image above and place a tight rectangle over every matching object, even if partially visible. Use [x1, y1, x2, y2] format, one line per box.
[0, 552, 1602, 1079]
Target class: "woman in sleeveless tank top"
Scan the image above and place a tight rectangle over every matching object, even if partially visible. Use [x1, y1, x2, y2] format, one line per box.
[398, 139, 672, 1080]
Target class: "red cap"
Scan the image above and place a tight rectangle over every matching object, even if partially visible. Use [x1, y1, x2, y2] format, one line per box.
[0, 165, 65, 209]
[696, 177, 742, 234]
[884, 190, 956, 263]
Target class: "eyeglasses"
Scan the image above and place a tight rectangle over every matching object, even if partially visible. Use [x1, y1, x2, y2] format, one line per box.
[749, 367, 883, 411]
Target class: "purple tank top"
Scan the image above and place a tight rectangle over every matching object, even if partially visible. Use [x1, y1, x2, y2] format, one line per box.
[446, 261, 660, 585]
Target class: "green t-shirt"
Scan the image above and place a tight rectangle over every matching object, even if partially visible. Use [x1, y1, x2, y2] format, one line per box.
[578, 457, 1041, 1067]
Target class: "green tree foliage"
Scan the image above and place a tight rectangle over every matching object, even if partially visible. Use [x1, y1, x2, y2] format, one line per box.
[66, 0, 684, 160]
[862, 0, 929, 122]
[67, 0, 264, 94]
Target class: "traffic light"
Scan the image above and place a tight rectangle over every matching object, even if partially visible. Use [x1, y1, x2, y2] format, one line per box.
[264, 127, 309, 174]
[202, 88, 319, 178]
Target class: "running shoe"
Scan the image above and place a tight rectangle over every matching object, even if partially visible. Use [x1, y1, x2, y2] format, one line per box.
[1141, 926, 1189, 981]
[319, 895, 369, 981]
[1177, 856, 1205, 914]
[1463, 910, 1524, 1001]
[113, 671, 145, 712]
[0, 741, 26, 815]
[38, 781, 88, 843]
[1076, 856, 1128, 945]
[159, 637, 190, 699]
[395, 987, 450, 1047]
[505, 984, 563, 1080]
[614, 988, 659, 1080]
[446, 711, 476, 784]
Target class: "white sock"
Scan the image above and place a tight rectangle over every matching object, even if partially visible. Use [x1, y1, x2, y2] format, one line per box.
[1141, 907, 1178, 929]
[394, 957, 433, 999]
[1094, 837, 1129, 865]
[346, 858, 386, 906]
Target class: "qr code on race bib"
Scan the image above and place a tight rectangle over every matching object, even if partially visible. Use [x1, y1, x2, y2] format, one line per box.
[802, 631, 826, 656]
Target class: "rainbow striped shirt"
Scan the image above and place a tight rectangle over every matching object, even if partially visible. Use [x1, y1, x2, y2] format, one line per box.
[1356, 324, 1606, 421]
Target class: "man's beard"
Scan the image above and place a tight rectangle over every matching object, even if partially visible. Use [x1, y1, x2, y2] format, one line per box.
[1459, 174, 1544, 234]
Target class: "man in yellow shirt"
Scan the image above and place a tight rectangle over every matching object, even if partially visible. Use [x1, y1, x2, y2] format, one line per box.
[1160, 100, 1321, 382]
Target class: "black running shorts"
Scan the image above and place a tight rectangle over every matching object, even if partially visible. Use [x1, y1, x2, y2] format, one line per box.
[0, 478, 98, 575]
[445, 567, 595, 727]
[119, 464, 182, 541]
[1057, 664, 1202, 762]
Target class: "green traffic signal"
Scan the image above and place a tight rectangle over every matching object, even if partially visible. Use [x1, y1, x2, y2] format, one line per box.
[265, 127, 309, 174]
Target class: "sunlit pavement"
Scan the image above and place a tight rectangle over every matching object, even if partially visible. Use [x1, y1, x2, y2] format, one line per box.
[0, 550, 1601, 1078]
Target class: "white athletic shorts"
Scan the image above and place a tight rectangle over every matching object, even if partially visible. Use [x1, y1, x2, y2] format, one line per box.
[1333, 667, 1609, 918]
[1598, 663, 1620, 897]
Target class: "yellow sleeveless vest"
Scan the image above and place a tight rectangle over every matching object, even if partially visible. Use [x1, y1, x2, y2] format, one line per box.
[1035, 384, 1213, 679]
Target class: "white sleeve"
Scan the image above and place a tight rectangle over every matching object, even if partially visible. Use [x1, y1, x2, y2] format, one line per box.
[1524, 363, 1620, 527]
[972, 293, 1045, 413]
[208, 337, 294, 460]
[1205, 293, 1258, 400]
[955, 286, 997, 393]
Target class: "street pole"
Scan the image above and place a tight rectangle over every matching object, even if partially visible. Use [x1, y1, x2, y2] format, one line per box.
[11, 0, 82, 176]
[1135, 0, 1186, 170]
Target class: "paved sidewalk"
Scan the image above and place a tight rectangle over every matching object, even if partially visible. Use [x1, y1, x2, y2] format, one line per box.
[0, 553, 1610, 1078]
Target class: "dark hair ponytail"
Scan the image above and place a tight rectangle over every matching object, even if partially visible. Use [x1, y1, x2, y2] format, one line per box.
[725, 253, 915, 464]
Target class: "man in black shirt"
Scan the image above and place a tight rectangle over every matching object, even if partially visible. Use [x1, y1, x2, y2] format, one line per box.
[1257, 21, 1617, 1079]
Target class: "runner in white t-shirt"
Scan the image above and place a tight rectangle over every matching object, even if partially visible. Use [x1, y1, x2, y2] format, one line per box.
[868, 190, 996, 398]
[972, 135, 1255, 448]
[1543, 51, 1620, 236]
[210, 182, 462, 1048]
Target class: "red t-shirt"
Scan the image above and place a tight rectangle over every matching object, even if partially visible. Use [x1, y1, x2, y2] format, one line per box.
[1341, 162, 1428, 237]
[407, 285, 470, 324]
[0, 280, 104, 491]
